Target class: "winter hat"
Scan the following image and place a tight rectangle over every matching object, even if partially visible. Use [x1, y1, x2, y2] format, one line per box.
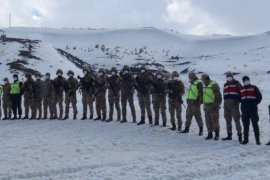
[242, 76, 250, 82]
[13, 74, 18, 78]
[226, 72, 234, 77]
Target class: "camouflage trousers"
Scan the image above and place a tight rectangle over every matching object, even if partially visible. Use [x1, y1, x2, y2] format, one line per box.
[204, 104, 220, 133]
[3, 98, 12, 118]
[138, 93, 152, 120]
[224, 99, 242, 134]
[54, 94, 64, 119]
[24, 96, 35, 117]
[95, 94, 106, 117]
[152, 96, 167, 125]
[121, 93, 136, 122]
[82, 90, 94, 116]
[33, 97, 42, 119]
[169, 99, 182, 128]
[108, 91, 121, 120]
[65, 94, 78, 116]
[43, 97, 55, 119]
[185, 102, 203, 128]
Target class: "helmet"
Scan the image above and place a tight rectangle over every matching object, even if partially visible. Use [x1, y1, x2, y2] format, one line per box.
[226, 71, 234, 77]
[35, 72, 42, 77]
[171, 71, 179, 77]
[25, 73, 31, 78]
[123, 65, 130, 71]
[45, 72, 50, 77]
[56, 69, 63, 74]
[3, 77, 9, 82]
[111, 67, 118, 72]
[67, 70, 74, 75]
[98, 68, 106, 74]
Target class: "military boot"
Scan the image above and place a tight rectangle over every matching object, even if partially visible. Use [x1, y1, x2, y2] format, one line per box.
[49, 116, 54, 120]
[63, 115, 69, 120]
[177, 125, 182, 132]
[117, 113, 121, 121]
[81, 114, 87, 120]
[89, 114, 93, 120]
[23, 116, 29, 120]
[18, 115, 21, 119]
[205, 132, 213, 140]
[199, 127, 203, 136]
[101, 115, 106, 121]
[170, 124, 176, 131]
[120, 118, 127, 123]
[181, 127, 189, 133]
[241, 134, 249, 145]
[238, 133, 242, 144]
[132, 117, 136, 123]
[137, 117, 145, 125]
[94, 116, 101, 121]
[255, 135, 261, 145]
[222, 133, 232, 141]
[106, 117, 113, 122]
[214, 131, 219, 141]
[12, 116, 17, 120]
[43, 116, 48, 120]
[162, 121, 166, 127]
[73, 114, 77, 120]
[266, 141, 270, 145]
[148, 116, 153, 125]
[2, 116, 8, 120]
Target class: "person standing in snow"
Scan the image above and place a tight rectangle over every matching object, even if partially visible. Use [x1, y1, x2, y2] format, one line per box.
[2, 78, 12, 120]
[167, 71, 185, 131]
[135, 65, 153, 125]
[43, 73, 56, 119]
[201, 74, 222, 141]
[10, 74, 23, 120]
[53, 69, 67, 120]
[119, 65, 136, 123]
[106, 67, 121, 122]
[240, 76, 262, 145]
[222, 72, 242, 143]
[22, 73, 35, 120]
[150, 70, 167, 127]
[77, 67, 95, 120]
[94, 68, 108, 121]
[181, 72, 204, 136]
[33, 72, 43, 120]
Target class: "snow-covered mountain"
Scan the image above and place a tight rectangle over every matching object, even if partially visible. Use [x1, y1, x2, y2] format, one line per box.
[1, 27, 270, 180]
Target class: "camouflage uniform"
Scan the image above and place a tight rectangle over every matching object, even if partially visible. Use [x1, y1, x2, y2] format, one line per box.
[201, 74, 222, 141]
[33, 73, 43, 119]
[53, 69, 67, 120]
[150, 71, 167, 126]
[222, 72, 242, 142]
[2, 78, 12, 119]
[22, 74, 35, 119]
[107, 67, 121, 122]
[43, 73, 56, 119]
[94, 68, 107, 121]
[182, 72, 204, 135]
[136, 66, 153, 125]
[63, 70, 79, 120]
[119, 65, 136, 123]
[167, 71, 185, 131]
[78, 68, 95, 120]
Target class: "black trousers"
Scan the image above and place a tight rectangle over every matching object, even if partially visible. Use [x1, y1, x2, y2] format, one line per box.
[11, 94, 22, 117]
[241, 111, 260, 137]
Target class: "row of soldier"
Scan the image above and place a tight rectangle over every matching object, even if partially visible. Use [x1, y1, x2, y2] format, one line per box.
[0, 65, 265, 145]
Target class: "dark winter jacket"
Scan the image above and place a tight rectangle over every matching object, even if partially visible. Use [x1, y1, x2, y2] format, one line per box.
[240, 85, 262, 113]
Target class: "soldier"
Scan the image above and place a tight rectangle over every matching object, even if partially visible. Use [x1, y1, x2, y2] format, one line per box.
[43, 73, 56, 119]
[201, 74, 222, 141]
[10, 74, 23, 120]
[181, 72, 204, 135]
[240, 76, 262, 145]
[136, 65, 153, 125]
[77, 67, 95, 120]
[222, 72, 242, 143]
[0, 83, 2, 119]
[94, 68, 107, 121]
[150, 71, 167, 127]
[2, 78, 12, 120]
[119, 65, 136, 123]
[53, 69, 67, 120]
[33, 72, 43, 120]
[106, 67, 121, 122]
[22, 73, 35, 119]
[63, 70, 79, 120]
[167, 71, 185, 131]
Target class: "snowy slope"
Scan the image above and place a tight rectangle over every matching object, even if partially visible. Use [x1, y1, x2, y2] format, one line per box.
[0, 27, 270, 179]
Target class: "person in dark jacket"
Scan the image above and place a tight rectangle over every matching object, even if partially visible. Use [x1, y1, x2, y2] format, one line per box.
[240, 76, 262, 145]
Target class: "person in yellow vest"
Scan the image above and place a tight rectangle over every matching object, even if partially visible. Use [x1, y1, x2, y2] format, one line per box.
[10, 74, 23, 120]
[201, 74, 222, 140]
[181, 72, 204, 136]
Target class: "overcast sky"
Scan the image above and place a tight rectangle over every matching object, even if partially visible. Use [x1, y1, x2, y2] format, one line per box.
[0, 0, 269, 35]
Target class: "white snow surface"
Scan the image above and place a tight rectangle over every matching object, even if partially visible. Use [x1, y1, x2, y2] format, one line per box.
[0, 27, 270, 179]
